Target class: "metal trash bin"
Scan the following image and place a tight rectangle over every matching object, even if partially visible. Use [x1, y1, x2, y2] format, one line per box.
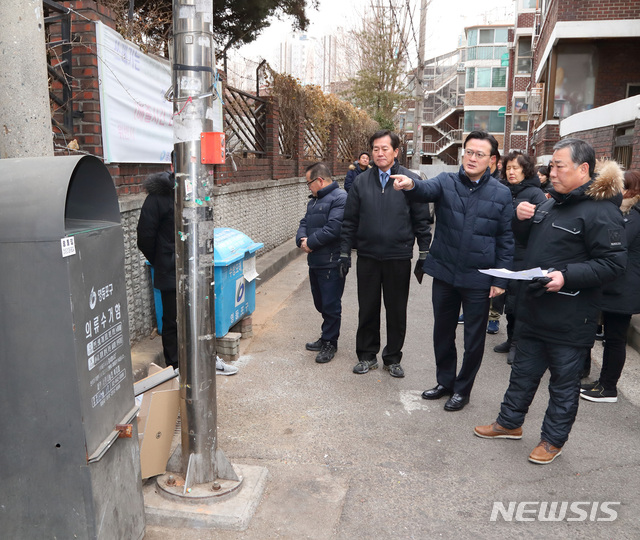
[213, 227, 263, 336]
[0, 156, 145, 539]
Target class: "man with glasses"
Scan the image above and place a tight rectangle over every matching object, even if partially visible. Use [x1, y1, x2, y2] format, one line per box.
[339, 130, 432, 378]
[393, 130, 514, 410]
[296, 162, 348, 364]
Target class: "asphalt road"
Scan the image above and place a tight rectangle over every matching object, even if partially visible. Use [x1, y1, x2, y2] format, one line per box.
[145, 253, 640, 539]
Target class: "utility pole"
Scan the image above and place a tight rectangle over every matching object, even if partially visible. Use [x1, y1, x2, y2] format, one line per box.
[0, 0, 53, 158]
[158, 0, 240, 498]
[411, 0, 427, 170]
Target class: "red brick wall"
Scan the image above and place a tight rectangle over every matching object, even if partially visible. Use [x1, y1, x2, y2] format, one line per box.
[533, 122, 560, 156]
[562, 125, 616, 159]
[595, 40, 640, 107]
[633, 119, 640, 170]
[557, 0, 640, 21]
[464, 90, 508, 106]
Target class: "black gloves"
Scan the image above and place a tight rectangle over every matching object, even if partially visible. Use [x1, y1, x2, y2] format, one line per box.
[414, 251, 428, 284]
[338, 254, 351, 279]
[527, 276, 551, 297]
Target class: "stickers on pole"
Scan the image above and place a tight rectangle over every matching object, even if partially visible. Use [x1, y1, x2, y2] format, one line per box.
[61, 237, 76, 257]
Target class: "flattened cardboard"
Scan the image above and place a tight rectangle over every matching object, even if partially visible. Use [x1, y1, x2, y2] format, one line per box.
[137, 364, 179, 479]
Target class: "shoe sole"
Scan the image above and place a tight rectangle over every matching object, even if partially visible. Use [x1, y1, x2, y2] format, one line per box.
[316, 354, 335, 364]
[421, 392, 452, 400]
[216, 370, 237, 376]
[528, 449, 562, 464]
[473, 428, 522, 440]
[306, 345, 322, 351]
[487, 330, 499, 334]
[444, 403, 468, 411]
[353, 363, 378, 374]
[579, 393, 617, 403]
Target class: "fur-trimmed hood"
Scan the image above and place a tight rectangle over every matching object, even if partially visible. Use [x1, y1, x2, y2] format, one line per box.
[143, 171, 174, 196]
[585, 159, 625, 201]
[621, 193, 640, 215]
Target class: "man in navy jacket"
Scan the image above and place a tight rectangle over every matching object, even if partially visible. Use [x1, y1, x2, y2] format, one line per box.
[297, 162, 348, 364]
[393, 130, 514, 410]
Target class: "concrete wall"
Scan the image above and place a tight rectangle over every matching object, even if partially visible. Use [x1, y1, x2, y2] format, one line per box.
[119, 177, 315, 343]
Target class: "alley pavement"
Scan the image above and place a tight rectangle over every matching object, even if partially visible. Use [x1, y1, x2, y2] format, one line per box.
[143, 250, 640, 539]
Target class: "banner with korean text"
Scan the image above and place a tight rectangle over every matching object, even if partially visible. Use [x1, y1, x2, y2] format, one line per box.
[95, 21, 173, 164]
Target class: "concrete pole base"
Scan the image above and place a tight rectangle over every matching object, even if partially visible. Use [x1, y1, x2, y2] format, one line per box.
[144, 464, 268, 530]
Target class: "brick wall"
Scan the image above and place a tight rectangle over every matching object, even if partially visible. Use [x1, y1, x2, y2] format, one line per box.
[633, 119, 640, 170]
[464, 90, 508, 107]
[595, 40, 640, 107]
[565, 126, 615, 158]
[533, 122, 560, 156]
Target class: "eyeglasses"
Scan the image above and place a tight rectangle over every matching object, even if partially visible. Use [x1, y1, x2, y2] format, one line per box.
[464, 149, 489, 159]
[306, 176, 322, 186]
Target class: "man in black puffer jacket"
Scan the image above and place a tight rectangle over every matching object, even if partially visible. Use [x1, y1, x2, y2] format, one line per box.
[474, 139, 627, 465]
[340, 130, 432, 379]
[137, 167, 178, 369]
[394, 130, 514, 411]
[297, 162, 348, 364]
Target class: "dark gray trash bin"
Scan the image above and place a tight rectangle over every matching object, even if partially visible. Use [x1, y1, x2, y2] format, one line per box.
[0, 156, 145, 539]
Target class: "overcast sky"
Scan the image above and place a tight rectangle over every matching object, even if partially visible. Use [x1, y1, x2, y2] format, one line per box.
[234, 0, 515, 66]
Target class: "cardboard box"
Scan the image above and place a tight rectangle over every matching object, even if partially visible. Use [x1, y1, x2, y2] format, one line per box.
[136, 364, 180, 479]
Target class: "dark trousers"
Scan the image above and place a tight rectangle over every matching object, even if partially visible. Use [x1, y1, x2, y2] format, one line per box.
[356, 256, 411, 365]
[309, 266, 346, 347]
[599, 311, 632, 391]
[160, 289, 178, 370]
[431, 278, 491, 396]
[497, 337, 586, 448]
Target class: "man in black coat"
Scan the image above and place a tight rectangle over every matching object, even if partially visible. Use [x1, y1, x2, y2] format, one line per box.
[474, 138, 627, 465]
[137, 166, 178, 370]
[393, 131, 514, 410]
[296, 162, 348, 364]
[344, 152, 371, 193]
[339, 130, 432, 378]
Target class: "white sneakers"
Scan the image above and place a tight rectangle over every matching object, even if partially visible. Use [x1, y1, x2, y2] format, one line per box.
[216, 356, 238, 375]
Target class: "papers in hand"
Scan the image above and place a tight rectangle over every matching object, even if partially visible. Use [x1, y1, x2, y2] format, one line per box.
[479, 267, 548, 281]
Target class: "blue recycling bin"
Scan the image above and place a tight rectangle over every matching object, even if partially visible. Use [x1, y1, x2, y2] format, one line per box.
[214, 228, 263, 336]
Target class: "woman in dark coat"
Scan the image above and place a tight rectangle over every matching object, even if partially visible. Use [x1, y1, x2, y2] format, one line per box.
[493, 151, 547, 362]
[581, 169, 640, 402]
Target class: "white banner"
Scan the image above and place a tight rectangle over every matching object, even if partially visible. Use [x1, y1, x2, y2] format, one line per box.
[96, 21, 173, 164]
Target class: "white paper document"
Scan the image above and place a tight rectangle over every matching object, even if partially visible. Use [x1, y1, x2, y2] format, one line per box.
[243, 256, 259, 282]
[479, 267, 548, 280]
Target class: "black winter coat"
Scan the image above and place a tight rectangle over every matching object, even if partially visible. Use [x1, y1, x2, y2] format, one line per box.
[340, 161, 432, 260]
[599, 195, 640, 314]
[296, 182, 347, 269]
[344, 162, 369, 193]
[136, 172, 176, 291]
[513, 161, 627, 347]
[407, 165, 514, 290]
[508, 175, 547, 268]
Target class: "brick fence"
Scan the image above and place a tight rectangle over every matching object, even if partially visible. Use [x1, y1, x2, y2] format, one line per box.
[50, 1, 352, 343]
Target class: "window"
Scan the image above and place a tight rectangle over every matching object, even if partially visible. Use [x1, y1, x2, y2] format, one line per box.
[627, 84, 640, 98]
[464, 110, 505, 133]
[552, 45, 597, 119]
[468, 67, 507, 88]
[512, 98, 529, 131]
[517, 39, 532, 74]
[520, 0, 537, 8]
[466, 67, 475, 89]
[467, 29, 477, 47]
[479, 29, 494, 44]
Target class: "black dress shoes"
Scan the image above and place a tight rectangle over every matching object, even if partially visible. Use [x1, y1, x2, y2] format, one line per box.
[444, 393, 470, 411]
[421, 384, 452, 400]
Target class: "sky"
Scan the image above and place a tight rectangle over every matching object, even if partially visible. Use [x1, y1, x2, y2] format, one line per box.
[233, 0, 515, 67]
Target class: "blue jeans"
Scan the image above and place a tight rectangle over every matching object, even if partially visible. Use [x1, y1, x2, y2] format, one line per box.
[497, 337, 585, 448]
[309, 267, 346, 347]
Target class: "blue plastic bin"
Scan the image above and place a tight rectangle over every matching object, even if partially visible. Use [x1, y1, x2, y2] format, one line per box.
[145, 261, 163, 335]
[213, 228, 263, 336]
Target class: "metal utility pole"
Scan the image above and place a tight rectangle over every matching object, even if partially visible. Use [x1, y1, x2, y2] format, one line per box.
[158, 0, 240, 498]
[0, 0, 53, 158]
[411, 0, 428, 170]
